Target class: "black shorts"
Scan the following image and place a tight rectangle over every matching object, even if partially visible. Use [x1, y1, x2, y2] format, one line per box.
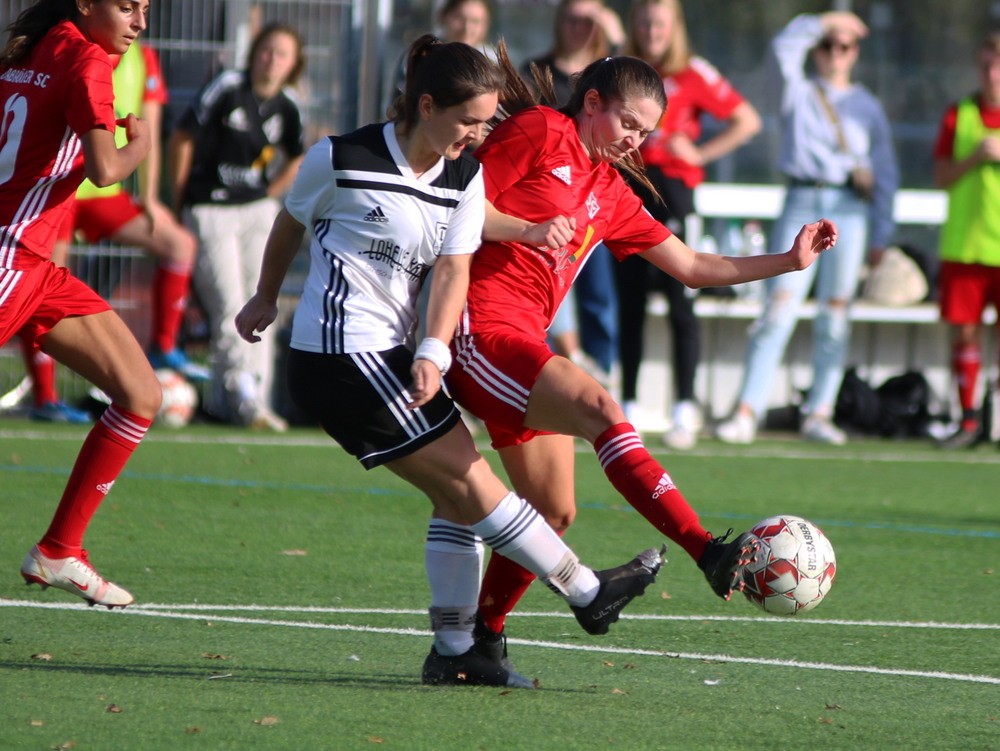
[287, 346, 461, 469]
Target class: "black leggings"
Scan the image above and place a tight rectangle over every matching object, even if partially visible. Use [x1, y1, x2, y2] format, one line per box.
[615, 169, 699, 404]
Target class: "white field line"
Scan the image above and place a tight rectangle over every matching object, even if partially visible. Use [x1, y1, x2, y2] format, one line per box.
[3, 599, 998, 685]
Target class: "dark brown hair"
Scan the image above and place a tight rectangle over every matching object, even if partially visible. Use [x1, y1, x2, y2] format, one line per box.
[0, 0, 76, 69]
[389, 34, 534, 135]
[560, 56, 666, 196]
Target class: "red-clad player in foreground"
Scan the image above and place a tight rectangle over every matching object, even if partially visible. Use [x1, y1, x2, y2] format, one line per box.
[0, 0, 160, 608]
[444, 55, 837, 663]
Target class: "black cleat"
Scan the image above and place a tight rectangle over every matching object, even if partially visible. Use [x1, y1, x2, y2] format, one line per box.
[421, 642, 535, 689]
[571, 546, 665, 635]
[698, 529, 760, 600]
[474, 613, 516, 672]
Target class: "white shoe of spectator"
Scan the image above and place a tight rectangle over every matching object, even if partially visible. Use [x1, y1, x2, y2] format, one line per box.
[622, 400, 639, 425]
[716, 411, 757, 445]
[800, 415, 847, 445]
[664, 400, 702, 450]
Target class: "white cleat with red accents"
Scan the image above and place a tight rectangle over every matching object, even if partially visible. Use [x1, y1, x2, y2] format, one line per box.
[21, 545, 134, 609]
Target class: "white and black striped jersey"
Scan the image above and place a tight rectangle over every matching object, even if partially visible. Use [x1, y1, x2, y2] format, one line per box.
[287, 122, 485, 354]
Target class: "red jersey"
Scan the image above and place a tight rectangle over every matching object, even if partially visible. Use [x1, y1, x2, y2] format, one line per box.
[639, 57, 745, 187]
[933, 95, 1000, 159]
[470, 107, 669, 334]
[0, 21, 116, 267]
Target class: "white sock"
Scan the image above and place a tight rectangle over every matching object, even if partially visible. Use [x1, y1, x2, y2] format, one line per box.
[471, 493, 600, 607]
[425, 519, 483, 656]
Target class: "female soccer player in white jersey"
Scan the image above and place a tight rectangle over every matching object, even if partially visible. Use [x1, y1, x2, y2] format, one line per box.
[235, 35, 663, 688]
[0, 0, 159, 609]
[443, 55, 838, 648]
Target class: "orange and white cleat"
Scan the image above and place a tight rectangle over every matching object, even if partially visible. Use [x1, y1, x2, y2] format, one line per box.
[21, 545, 134, 609]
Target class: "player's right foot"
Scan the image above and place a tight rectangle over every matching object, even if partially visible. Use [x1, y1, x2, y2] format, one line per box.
[698, 530, 760, 600]
[21, 545, 134, 609]
[571, 546, 665, 635]
[421, 642, 535, 689]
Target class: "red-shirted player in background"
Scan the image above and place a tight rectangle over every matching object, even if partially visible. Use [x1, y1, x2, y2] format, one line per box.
[931, 29, 1000, 449]
[0, 0, 159, 608]
[444, 55, 837, 660]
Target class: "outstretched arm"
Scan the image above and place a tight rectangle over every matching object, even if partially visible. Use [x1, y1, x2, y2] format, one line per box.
[640, 219, 838, 289]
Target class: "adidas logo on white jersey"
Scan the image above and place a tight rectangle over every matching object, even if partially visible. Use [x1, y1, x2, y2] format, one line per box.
[363, 206, 389, 223]
[551, 165, 572, 185]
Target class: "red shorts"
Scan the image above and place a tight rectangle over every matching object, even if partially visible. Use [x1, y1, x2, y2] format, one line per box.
[58, 193, 144, 244]
[447, 328, 557, 448]
[938, 261, 1000, 325]
[0, 258, 110, 347]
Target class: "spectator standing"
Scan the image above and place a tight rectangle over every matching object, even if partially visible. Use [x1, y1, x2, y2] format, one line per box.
[618, 0, 761, 449]
[169, 22, 306, 431]
[716, 11, 897, 446]
[522, 0, 626, 382]
[932, 29, 1000, 449]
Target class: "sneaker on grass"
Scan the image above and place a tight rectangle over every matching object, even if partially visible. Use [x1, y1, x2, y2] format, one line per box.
[21, 545, 134, 609]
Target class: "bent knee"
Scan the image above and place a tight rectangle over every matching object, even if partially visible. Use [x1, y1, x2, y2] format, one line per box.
[117, 369, 163, 419]
[544, 509, 576, 533]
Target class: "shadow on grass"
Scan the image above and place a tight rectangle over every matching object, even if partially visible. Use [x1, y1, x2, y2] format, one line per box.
[0, 659, 592, 693]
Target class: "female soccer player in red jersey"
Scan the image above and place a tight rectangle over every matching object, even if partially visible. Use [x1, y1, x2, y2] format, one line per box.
[0, 0, 159, 608]
[444, 55, 837, 642]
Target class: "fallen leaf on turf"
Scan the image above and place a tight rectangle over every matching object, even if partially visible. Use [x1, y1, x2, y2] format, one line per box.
[611, 688, 626, 695]
[366, 737, 384, 744]
[29, 720, 43, 727]
[819, 717, 834, 724]
[105, 705, 123, 714]
[55, 742, 76, 750]
[602, 660, 615, 667]
[254, 715, 279, 726]
[660, 591, 672, 600]
[31, 653, 52, 661]
[623, 663, 637, 670]
[825, 703, 843, 711]
[282, 549, 308, 556]
[201, 653, 228, 660]
[185, 727, 201, 734]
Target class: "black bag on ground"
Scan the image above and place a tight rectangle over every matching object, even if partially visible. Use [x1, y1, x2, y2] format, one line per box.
[875, 371, 931, 438]
[834, 368, 882, 434]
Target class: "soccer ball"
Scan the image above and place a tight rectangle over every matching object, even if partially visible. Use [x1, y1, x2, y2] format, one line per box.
[154, 369, 198, 428]
[742, 515, 836, 616]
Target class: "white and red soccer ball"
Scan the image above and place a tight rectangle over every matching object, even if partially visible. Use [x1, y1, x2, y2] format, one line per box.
[154, 369, 198, 428]
[742, 515, 836, 616]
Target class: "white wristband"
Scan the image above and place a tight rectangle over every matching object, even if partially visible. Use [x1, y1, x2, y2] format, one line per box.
[414, 337, 452, 375]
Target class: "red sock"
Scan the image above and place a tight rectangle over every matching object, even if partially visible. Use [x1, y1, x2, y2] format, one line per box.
[19, 331, 57, 406]
[953, 343, 981, 429]
[151, 263, 192, 352]
[478, 551, 541, 634]
[594, 423, 711, 561]
[38, 406, 152, 558]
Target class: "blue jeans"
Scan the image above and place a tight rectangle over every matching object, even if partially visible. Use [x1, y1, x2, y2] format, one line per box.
[574, 246, 618, 373]
[737, 185, 869, 418]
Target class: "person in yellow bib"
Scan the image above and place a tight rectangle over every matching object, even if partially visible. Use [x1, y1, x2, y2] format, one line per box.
[18, 39, 202, 424]
[932, 29, 1000, 449]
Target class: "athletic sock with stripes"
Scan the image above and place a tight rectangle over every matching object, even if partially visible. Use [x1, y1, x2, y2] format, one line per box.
[471, 492, 599, 607]
[426, 519, 483, 656]
[38, 406, 152, 558]
[594, 423, 711, 561]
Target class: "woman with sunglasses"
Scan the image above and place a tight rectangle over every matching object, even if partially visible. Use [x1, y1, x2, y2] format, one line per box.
[717, 12, 898, 446]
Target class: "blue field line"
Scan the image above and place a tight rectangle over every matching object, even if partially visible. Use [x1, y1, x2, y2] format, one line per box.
[3, 461, 996, 539]
[0, 463, 414, 497]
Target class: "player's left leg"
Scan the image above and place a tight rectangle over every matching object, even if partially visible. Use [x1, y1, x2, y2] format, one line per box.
[22, 308, 160, 608]
[524, 356, 758, 599]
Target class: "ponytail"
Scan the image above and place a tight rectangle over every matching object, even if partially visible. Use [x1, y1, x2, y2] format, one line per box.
[0, 0, 76, 69]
